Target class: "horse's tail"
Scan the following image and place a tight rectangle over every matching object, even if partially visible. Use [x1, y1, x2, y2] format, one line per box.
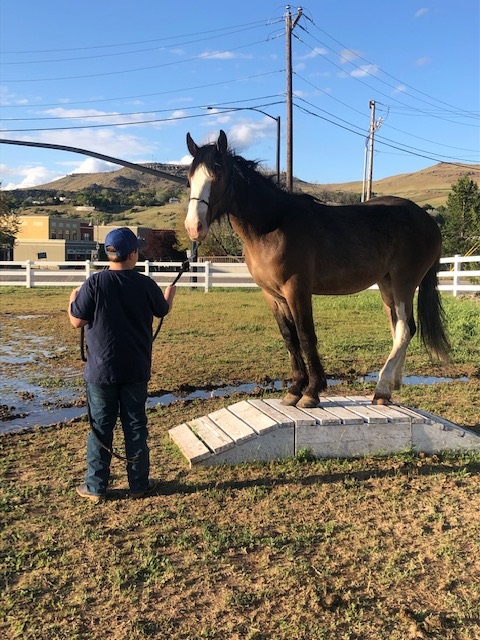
[417, 260, 451, 361]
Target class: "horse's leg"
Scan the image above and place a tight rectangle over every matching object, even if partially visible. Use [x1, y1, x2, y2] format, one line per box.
[262, 291, 308, 406]
[284, 286, 327, 408]
[374, 281, 416, 405]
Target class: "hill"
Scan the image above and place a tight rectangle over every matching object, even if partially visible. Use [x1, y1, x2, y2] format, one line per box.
[23, 161, 479, 209]
[301, 162, 480, 208]
[10, 161, 479, 246]
[26, 162, 189, 193]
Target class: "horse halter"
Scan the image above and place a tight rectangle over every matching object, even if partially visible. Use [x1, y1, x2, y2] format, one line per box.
[188, 160, 234, 218]
[189, 196, 209, 207]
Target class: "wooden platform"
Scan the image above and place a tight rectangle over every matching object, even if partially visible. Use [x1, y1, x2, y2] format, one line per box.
[169, 396, 480, 467]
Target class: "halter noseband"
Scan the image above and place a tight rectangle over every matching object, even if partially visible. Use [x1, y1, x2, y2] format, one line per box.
[189, 197, 210, 206]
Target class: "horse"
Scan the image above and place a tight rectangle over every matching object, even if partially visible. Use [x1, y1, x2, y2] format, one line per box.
[184, 130, 450, 408]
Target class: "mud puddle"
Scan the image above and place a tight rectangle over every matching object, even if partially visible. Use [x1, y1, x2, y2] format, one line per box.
[0, 374, 470, 434]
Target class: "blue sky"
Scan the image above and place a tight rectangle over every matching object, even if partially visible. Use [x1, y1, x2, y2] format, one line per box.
[1, 1, 479, 190]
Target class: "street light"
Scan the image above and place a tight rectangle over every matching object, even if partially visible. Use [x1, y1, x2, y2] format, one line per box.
[205, 106, 281, 185]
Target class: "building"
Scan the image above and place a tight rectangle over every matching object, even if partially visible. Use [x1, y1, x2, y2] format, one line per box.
[13, 216, 152, 262]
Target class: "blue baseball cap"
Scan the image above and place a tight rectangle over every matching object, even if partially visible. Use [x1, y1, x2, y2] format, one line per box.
[104, 228, 145, 257]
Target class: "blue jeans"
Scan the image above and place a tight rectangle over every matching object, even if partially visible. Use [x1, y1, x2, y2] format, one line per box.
[85, 382, 150, 495]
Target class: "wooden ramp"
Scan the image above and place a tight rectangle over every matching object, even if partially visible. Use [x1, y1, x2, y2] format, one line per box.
[169, 396, 480, 467]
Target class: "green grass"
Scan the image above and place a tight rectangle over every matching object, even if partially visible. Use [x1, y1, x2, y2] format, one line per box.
[1, 287, 479, 639]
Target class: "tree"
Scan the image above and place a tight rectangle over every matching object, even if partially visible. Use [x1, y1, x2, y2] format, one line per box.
[198, 218, 244, 257]
[0, 185, 20, 252]
[142, 229, 185, 261]
[441, 175, 480, 256]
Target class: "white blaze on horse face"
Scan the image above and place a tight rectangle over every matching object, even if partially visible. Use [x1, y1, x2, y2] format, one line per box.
[185, 164, 212, 241]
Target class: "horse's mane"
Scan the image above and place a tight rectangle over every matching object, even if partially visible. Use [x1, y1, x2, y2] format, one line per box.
[230, 151, 322, 211]
[189, 141, 323, 218]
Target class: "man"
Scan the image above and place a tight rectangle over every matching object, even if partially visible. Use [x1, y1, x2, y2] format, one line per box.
[68, 227, 176, 502]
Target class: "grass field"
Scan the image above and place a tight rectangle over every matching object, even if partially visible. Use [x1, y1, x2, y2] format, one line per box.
[1, 287, 479, 639]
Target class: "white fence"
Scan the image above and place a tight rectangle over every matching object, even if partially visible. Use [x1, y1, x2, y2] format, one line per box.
[0, 255, 479, 296]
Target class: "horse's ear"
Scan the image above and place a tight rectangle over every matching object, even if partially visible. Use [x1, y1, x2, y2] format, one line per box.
[186, 132, 198, 156]
[217, 130, 228, 154]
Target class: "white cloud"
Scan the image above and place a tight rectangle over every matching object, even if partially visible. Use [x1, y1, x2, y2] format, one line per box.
[41, 106, 158, 127]
[416, 56, 431, 66]
[339, 49, 362, 65]
[198, 50, 252, 60]
[299, 47, 328, 60]
[69, 157, 117, 174]
[2, 164, 62, 190]
[167, 154, 192, 165]
[1, 128, 156, 189]
[415, 8, 429, 18]
[394, 84, 407, 94]
[0, 86, 38, 107]
[350, 64, 379, 78]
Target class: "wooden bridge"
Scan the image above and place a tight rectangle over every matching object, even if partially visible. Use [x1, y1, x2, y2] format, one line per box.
[169, 396, 480, 467]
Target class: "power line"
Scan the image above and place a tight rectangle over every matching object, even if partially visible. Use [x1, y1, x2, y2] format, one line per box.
[295, 26, 479, 128]
[1, 38, 272, 83]
[293, 101, 480, 171]
[302, 13, 478, 119]
[1, 18, 282, 55]
[0, 71, 284, 110]
[0, 99, 286, 133]
[0, 21, 280, 65]
[0, 95, 284, 122]
[294, 74, 480, 155]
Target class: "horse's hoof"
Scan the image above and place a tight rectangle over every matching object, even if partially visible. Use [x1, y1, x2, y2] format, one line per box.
[372, 394, 391, 406]
[297, 396, 319, 409]
[281, 393, 301, 406]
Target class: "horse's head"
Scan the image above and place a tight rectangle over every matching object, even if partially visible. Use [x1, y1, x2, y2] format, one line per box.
[184, 130, 230, 242]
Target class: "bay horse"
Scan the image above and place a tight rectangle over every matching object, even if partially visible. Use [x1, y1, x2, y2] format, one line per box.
[184, 130, 450, 408]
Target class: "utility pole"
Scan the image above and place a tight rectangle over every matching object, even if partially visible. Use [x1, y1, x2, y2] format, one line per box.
[285, 5, 303, 192]
[363, 101, 385, 201]
[365, 100, 377, 201]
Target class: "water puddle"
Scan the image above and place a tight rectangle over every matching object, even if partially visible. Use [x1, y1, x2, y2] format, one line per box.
[0, 374, 469, 434]
[360, 373, 469, 385]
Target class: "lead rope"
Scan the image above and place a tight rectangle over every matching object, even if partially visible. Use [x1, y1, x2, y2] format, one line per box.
[152, 241, 199, 341]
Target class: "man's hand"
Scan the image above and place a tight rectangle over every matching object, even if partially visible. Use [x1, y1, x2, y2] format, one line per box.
[164, 284, 176, 310]
[68, 286, 88, 329]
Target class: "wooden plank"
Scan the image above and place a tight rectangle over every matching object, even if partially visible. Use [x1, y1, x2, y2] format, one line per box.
[360, 403, 412, 423]
[342, 403, 388, 424]
[169, 424, 213, 464]
[327, 396, 368, 405]
[227, 401, 279, 435]
[263, 398, 316, 426]
[299, 406, 342, 425]
[345, 395, 372, 404]
[208, 407, 256, 444]
[388, 405, 428, 424]
[247, 399, 294, 428]
[188, 416, 234, 454]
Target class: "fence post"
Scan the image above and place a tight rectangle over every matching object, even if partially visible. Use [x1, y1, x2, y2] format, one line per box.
[144, 260, 150, 277]
[85, 260, 91, 280]
[453, 254, 461, 297]
[26, 260, 32, 288]
[204, 261, 211, 292]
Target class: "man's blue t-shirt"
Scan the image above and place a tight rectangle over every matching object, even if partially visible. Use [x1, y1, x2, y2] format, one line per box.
[70, 269, 169, 384]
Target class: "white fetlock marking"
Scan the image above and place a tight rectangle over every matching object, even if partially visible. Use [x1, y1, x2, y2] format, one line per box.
[377, 302, 410, 397]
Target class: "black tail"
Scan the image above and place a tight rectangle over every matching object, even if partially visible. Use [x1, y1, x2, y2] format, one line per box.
[417, 260, 451, 361]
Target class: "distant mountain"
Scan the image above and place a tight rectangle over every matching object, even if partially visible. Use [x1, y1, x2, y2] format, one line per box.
[302, 162, 479, 208]
[22, 163, 189, 193]
[13, 161, 479, 208]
